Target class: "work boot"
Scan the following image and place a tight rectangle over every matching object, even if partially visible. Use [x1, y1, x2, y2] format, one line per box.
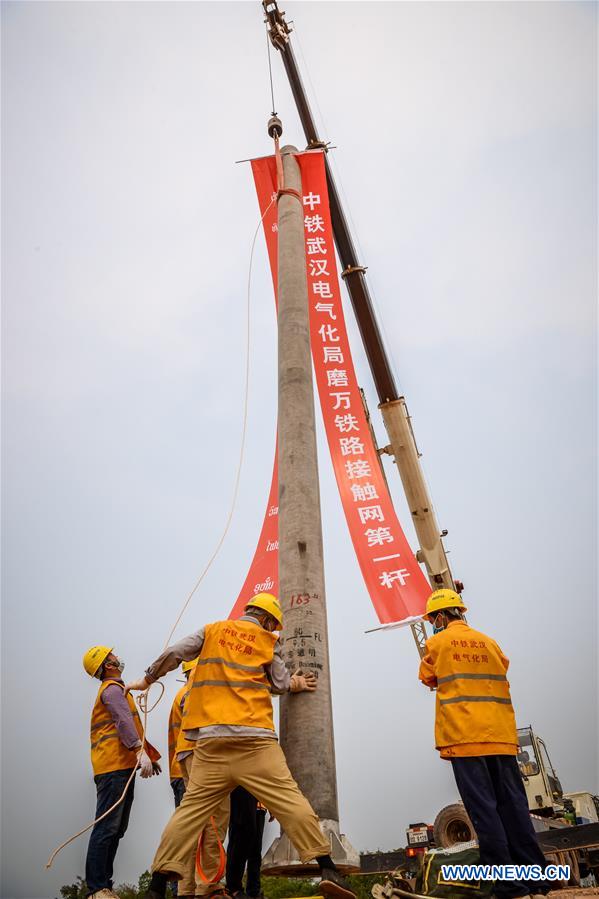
[319, 868, 356, 899]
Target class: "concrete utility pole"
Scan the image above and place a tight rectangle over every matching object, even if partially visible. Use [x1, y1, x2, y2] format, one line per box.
[262, 145, 358, 874]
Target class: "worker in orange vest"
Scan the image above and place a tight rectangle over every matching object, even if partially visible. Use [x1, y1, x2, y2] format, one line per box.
[419, 590, 550, 899]
[168, 658, 231, 899]
[126, 593, 355, 899]
[168, 660, 196, 810]
[83, 645, 161, 899]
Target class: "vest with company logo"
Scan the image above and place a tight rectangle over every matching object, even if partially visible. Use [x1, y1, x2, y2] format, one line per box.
[419, 621, 518, 756]
[90, 679, 160, 775]
[183, 619, 278, 731]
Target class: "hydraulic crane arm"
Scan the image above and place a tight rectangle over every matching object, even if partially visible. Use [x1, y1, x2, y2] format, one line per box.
[262, 2, 458, 653]
[263, 0, 397, 404]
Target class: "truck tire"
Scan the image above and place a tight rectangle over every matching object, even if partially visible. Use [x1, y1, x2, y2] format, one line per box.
[566, 850, 580, 887]
[433, 803, 476, 848]
[545, 851, 569, 889]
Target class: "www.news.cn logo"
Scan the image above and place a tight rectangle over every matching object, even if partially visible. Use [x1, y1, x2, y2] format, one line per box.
[441, 863, 570, 882]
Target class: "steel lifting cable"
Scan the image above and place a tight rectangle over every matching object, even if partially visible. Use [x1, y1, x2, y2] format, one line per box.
[46, 196, 276, 871]
[266, 25, 277, 116]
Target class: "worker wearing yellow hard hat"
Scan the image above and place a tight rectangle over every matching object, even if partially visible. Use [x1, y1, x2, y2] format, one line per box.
[168, 659, 198, 805]
[418, 589, 551, 898]
[126, 593, 355, 899]
[83, 645, 162, 899]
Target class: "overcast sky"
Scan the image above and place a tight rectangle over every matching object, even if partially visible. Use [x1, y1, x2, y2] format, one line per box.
[2, 2, 597, 898]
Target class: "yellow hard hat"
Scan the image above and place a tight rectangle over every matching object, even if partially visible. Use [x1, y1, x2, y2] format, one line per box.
[83, 645, 113, 678]
[425, 589, 467, 619]
[181, 657, 199, 674]
[245, 592, 283, 627]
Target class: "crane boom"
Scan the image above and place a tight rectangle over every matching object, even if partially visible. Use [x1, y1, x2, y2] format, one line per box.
[262, 2, 458, 655]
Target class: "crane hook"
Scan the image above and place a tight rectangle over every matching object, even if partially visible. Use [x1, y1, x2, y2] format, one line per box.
[267, 114, 283, 139]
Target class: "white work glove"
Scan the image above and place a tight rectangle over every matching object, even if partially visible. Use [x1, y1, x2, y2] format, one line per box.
[136, 749, 154, 778]
[289, 669, 317, 693]
[125, 677, 150, 695]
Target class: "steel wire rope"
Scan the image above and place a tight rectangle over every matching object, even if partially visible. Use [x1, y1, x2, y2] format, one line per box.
[266, 25, 277, 115]
[46, 195, 276, 871]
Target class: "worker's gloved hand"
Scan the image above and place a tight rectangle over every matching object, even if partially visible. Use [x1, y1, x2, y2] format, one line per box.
[136, 749, 154, 778]
[289, 669, 317, 693]
[125, 677, 150, 695]
[152, 761, 162, 776]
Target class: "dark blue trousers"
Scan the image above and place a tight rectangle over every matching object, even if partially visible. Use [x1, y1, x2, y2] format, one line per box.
[171, 777, 186, 808]
[85, 768, 135, 895]
[451, 755, 551, 898]
[169, 779, 186, 896]
[226, 787, 266, 897]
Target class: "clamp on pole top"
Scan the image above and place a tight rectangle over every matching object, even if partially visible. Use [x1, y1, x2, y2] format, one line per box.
[267, 115, 301, 205]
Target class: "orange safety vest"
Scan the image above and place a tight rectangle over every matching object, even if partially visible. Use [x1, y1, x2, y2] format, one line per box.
[183, 619, 278, 732]
[168, 683, 196, 777]
[90, 679, 160, 776]
[418, 621, 518, 757]
[175, 689, 196, 756]
[168, 685, 187, 779]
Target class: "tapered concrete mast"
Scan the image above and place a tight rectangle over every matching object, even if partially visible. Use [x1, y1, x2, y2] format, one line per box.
[261, 144, 358, 874]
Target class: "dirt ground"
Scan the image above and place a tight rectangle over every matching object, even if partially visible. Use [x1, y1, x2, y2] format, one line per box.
[547, 890, 599, 896]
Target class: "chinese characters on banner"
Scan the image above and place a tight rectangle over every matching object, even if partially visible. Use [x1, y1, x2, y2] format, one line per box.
[232, 151, 429, 624]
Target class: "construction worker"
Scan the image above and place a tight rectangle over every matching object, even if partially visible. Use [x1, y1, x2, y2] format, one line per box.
[126, 593, 356, 899]
[419, 590, 551, 899]
[167, 662, 192, 898]
[168, 661, 195, 810]
[225, 788, 268, 899]
[83, 645, 161, 899]
[168, 658, 231, 899]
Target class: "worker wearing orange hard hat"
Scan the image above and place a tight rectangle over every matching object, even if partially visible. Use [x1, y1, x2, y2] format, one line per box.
[418, 589, 551, 899]
[126, 593, 356, 899]
[82, 645, 161, 899]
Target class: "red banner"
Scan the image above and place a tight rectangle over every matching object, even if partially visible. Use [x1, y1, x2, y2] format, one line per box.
[229, 158, 280, 619]
[233, 151, 428, 624]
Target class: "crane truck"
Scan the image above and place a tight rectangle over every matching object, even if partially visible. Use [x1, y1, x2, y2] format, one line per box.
[405, 725, 599, 887]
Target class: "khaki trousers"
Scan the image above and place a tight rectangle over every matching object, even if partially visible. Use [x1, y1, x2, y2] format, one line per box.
[178, 754, 230, 897]
[153, 738, 330, 880]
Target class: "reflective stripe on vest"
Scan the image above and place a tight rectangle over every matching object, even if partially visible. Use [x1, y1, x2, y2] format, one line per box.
[192, 679, 271, 690]
[183, 620, 278, 731]
[437, 673, 508, 684]
[439, 695, 513, 705]
[197, 656, 266, 673]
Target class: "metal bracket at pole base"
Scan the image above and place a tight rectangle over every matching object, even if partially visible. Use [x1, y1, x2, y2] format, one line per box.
[261, 819, 360, 876]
